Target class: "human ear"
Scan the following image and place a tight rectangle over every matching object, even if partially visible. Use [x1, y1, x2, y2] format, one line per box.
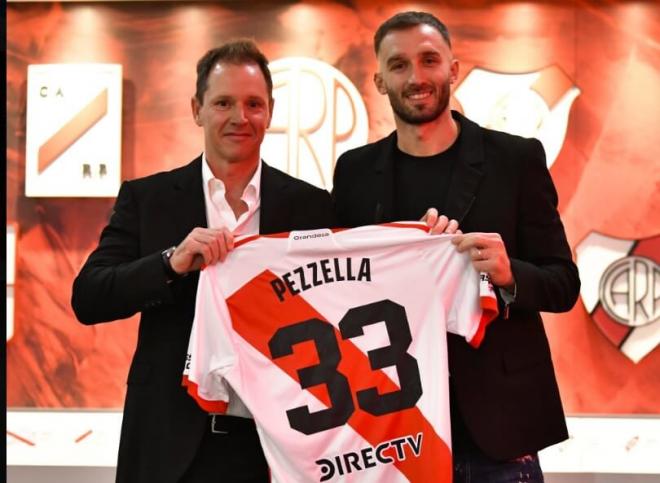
[191, 97, 202, 126]
[449, 59, 459, 85]
[374, 72, 387, 95]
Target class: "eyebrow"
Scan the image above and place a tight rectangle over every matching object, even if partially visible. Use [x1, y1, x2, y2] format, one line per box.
[386, 48, 442, 66]
[246, 96, 266, 104]
[209, 94, 266, 102]
[386, 54, 407, 67]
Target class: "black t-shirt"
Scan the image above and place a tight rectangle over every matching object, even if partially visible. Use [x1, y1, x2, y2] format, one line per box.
[393, 135, 461, 220]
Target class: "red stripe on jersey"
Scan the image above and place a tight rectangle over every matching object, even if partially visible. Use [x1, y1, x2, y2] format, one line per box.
[227, 269, 452, 482]
[182, 375, 229, 413]
[379, 221, 430, 233]
[469, 295, 499, 348]
[233, 222, 431, 249]
[234, 231, 289, 249]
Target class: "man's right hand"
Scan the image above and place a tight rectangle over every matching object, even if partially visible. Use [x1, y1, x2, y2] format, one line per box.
[169, 227, 235, 274]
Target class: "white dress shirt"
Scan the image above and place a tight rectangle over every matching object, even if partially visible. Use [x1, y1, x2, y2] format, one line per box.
[201, 153, 261, 236]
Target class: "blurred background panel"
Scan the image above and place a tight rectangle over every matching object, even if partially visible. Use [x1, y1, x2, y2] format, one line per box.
[6, 0, 659, 418]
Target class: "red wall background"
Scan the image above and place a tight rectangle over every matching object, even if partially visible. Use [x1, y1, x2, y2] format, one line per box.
[6, 1, 660, 412]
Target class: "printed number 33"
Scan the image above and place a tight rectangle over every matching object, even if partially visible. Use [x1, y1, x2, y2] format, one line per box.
[268, 299, 422, 435]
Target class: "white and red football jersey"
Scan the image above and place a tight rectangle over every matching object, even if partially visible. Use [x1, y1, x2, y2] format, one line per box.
[183, 223, 497, 482]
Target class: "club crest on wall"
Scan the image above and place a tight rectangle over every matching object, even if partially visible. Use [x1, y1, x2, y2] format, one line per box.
[263, 57, 369, 191]
[453, 65, 579, 168]
[576, 232, 660, 363]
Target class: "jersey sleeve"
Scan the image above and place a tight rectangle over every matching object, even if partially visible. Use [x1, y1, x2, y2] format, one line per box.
[182, 264, 236, 413]
[446, 263, 499, 348]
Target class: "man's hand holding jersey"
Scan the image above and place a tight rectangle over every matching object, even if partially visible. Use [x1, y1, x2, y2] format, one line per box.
[452, 232, 514, 289]
[170, 227, 235, 274]
[422, 207, 515, 291]
[421, 207, 460, 235]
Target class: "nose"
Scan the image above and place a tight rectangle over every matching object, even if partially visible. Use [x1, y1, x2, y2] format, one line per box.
[408, 62, 425, 84]
[230, 104, 248, 124]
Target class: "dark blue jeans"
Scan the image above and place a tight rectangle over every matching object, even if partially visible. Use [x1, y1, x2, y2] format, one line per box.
[453, 445, 544, 483]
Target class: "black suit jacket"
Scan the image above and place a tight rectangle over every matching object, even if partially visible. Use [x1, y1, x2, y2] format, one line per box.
[332, 111, 580, 461]
[71, 156, 334, 482]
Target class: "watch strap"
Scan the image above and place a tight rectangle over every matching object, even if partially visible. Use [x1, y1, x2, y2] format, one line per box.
[161, 246, 182, 283]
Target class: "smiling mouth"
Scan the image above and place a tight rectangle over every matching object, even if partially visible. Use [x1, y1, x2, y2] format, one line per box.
[405, 90, 433, 101]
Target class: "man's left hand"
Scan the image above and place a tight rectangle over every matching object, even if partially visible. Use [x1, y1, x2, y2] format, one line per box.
[452, 232, 514, 288]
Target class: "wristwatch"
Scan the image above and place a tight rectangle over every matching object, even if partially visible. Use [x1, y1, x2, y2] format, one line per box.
[161, 245, 181, 283]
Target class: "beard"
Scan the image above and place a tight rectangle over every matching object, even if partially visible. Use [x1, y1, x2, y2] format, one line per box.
[387, 80, 451, 125]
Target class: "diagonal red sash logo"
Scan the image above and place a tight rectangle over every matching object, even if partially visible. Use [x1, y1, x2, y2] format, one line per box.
[227, 269, 452, 482]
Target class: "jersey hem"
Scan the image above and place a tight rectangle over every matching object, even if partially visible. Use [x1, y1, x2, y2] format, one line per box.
[181, 375, 229, 413]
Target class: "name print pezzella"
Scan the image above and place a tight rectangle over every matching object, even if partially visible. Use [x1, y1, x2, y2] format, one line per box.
[270, 257, 372, 302]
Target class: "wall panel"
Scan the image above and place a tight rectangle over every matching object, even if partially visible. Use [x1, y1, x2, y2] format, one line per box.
[6, 1, 659, 415]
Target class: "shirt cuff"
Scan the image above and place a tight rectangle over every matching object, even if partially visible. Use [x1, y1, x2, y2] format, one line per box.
[499, 283, 517, 304]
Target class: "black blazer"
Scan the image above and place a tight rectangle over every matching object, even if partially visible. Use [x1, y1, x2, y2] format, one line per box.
[71, 156, 334, 482]
[332, 111, 580, 461]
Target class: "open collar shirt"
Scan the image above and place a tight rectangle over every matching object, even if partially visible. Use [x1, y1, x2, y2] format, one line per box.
[201, 153, 261, 236]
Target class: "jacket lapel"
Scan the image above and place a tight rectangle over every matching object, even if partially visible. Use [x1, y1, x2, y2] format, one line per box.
[169, 156, 208, 242]
[259, 162, 290, 234]
[444, 111, 486, 224]
[372, 132, 397, 223]
[168, 158, 291, 237]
